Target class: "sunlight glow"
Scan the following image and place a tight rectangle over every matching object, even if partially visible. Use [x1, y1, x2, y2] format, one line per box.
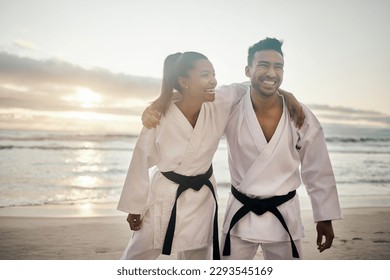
[0, 107, 142, 134]
[60, 111, 112, 121]
[62, 87, 102, 108]
[73, 175, 100, 188]
[77, 203, 94, 216]
[77, 87, 102, 108]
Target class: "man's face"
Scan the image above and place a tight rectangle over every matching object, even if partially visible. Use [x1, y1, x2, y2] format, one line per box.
[245, 50, 284, 98]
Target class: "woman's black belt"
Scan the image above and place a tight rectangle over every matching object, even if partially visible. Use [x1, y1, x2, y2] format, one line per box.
[161, 165, 220, 260]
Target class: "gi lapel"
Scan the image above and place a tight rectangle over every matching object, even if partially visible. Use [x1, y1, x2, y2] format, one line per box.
[237, 92, 288, 193]
[171, 103, 206, 174]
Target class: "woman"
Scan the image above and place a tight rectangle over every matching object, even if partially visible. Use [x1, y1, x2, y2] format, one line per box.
[118, 51, 303, 260]
[118, 52, 233, 260]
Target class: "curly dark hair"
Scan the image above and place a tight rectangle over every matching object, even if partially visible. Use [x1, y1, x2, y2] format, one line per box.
[247, 37, 284, 66]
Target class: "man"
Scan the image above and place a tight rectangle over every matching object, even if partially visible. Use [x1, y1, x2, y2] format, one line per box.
[142, 38, 341, 259]
[220, 38, 341, 259]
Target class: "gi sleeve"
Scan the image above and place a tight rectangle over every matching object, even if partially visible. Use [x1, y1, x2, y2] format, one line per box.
[298, 107, 342, 222]
[117, 127, 160, 216]
[216, 82, 248, 115]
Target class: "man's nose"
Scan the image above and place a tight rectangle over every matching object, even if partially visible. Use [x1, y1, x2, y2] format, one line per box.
[266, 67, 276, 77]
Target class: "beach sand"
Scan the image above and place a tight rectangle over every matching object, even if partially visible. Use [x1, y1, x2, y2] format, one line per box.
[0, 206, 389, 260]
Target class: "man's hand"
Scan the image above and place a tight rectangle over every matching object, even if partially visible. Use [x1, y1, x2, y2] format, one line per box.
[316, 220, 335, 252]
[142, 105, 161, 128]
[278, 89, 305, 128]
[127, 213, 142, 231]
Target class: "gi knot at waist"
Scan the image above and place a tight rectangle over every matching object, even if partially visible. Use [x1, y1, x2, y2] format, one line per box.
[161, 165, 213, 191]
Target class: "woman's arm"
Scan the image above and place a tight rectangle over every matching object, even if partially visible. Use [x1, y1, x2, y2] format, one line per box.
[279, 89, 305, 128]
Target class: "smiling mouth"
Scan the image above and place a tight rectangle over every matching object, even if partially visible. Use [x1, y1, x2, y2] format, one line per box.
[262, 80, 277, 85]
[205, 88, 216, 94]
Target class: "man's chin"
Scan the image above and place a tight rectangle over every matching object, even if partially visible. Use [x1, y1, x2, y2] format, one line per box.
[259, 88, 279, 97]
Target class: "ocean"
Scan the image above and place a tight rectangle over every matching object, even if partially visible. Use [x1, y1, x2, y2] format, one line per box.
[1, 123, 389, 216]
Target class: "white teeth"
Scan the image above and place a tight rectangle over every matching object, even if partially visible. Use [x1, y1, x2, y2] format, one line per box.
[263, 80, 275, 85]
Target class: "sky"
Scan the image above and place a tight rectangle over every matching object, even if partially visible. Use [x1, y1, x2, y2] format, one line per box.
[0, 0, 389, 134]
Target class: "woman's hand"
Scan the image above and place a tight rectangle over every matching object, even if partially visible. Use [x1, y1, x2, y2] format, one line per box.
[279, 89, 305, 128]
[127, 213, 142, 231]
[141, 105, 161, 128]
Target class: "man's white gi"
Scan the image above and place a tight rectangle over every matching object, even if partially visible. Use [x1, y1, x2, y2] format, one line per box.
[222, 87, 342, 245]
[117, 84, 246, 257]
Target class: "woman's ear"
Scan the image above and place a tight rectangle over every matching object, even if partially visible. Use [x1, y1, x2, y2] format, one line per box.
[178, 77, 188, 90]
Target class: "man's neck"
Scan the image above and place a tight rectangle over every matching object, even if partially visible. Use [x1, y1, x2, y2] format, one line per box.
[250, 88, 283, 143]
[250, 89, 282, 114]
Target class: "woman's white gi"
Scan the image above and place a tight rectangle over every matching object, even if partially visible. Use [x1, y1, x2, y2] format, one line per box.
[118, 84, 246, 258]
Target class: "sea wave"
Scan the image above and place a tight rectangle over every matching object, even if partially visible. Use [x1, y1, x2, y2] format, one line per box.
[0, 145, 132, 151]
[328, 149, 390, 154]
[2, 134, 389, 144]
[0, 189, 121, 208]
[0, 199, 119, 208]
[336, 179, 390, 184]
[2, 144, 389, 155]
[0, 133, 137, 142]
[326, 137, 390, 143]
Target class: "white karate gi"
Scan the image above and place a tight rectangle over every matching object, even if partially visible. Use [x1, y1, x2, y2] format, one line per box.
[118, 84, 246, 259]
[222, 87, 342, 259]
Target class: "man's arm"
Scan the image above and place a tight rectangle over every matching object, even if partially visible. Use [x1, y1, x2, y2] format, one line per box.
[298, 106, 342, 253]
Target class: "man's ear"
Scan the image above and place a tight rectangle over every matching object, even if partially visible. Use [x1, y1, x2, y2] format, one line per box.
[245, 65, 251, 78]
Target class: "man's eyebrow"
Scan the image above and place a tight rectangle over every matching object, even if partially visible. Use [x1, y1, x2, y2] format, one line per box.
[256, 60, 284, 66]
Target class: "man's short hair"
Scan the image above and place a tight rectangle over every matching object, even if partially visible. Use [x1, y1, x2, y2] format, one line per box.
[247, 37, 284, 66]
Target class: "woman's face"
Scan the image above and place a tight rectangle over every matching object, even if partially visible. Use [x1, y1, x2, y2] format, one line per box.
[181, 59, 217, 102]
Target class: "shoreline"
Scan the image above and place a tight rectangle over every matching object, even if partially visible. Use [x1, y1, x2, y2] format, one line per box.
[0, 206, 389, 260]
[1, 193, 390, 218]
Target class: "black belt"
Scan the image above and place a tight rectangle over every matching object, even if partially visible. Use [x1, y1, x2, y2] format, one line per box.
[161, 165, 220, 260]
[223, 186, 299, 258]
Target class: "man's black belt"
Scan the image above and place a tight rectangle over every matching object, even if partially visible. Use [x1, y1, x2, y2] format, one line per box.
[161, 165, 220, 260]
[223, 186, 299, 258]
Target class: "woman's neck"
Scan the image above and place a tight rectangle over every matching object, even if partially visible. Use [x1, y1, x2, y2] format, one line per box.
[175, 96, 203, 128]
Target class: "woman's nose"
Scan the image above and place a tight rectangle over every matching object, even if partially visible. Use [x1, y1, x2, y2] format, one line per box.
[210, 76, 217, 86]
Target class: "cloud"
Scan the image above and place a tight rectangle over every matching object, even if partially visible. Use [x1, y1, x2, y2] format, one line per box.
[0, 52, 163, 132]
[0, 52, 388, 132]
[308, 104, 390, 127]
[0, 51, 161, 109]
[12, 39, 39, 51]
